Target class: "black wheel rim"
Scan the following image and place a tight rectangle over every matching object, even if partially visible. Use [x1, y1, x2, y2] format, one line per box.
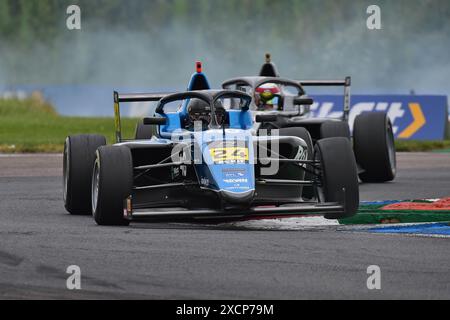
[386, 121, 396, 174]
[91, 159, 100, 213]
[63, 140, 69, 203]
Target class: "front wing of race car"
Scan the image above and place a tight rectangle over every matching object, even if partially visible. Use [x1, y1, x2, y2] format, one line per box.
[126, 201, 347, 221]
[123, 189, 348, 221]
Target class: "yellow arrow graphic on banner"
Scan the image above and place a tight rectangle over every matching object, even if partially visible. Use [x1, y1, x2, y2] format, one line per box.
[398, 103, 426, 139]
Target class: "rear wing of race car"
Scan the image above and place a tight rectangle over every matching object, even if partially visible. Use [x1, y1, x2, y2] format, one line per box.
[113, 92, 171, 143]
[299, 76, 351, 121]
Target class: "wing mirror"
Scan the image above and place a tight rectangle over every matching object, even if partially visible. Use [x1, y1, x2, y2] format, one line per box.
[255, 114, 278, 123]
[143, 117, 167, 125]
[293, 97, 314, 105]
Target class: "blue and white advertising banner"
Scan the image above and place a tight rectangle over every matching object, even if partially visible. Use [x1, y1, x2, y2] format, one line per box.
[310, 95, 448, 140]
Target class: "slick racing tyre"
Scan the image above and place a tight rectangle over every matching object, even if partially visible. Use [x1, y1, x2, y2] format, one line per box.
[135, 119, 157, 140]
[320, 121, 351, 140]
[315, 137, 359, 219]
[92, 145, 132, 226]
[353, 112, 396, 182]
[63, 134, 106, 215]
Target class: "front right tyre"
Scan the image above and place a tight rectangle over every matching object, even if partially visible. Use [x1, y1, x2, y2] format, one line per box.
[92, 145, 133, 226]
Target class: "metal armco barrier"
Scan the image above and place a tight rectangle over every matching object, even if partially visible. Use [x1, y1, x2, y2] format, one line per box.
[310, 95, 449, 140]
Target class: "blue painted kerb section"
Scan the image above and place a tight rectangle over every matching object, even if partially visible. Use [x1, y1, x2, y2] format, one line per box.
[368, 223, 450, 236]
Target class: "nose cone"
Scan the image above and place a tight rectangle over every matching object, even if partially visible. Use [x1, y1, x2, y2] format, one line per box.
[220, 189, 255, 204]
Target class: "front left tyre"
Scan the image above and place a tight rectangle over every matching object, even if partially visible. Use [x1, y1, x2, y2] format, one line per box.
[92, 145, 133, 226]
[315, 137, 359, 219]
[63, 134, 106, 215]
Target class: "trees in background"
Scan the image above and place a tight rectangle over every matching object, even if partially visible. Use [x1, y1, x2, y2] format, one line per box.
[1, 0, 448, 45]
[0, 0, 449, 88]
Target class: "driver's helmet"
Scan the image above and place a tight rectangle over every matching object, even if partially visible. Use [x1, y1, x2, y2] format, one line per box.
[188, 99, 211, 126]
[255, 83, 280, 111]
[187, 99, 226, 129]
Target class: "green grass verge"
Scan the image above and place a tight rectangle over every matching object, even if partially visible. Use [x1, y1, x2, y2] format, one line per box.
[0, 96, 138, 153]
[339, 211, 450, 225]
[395, 139, 450, 152]
[339, 202, 450, 225]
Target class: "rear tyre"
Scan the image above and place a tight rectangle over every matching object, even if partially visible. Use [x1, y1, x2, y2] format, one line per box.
[320, 121, 351, 139]
[92, 145, 132, 226]
[135, 119, 156, 140]
[315, 137, 359, 219]
[63, 134, 106, 215]
[353, 112, 396, 182]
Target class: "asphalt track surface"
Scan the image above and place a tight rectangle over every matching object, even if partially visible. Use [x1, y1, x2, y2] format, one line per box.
[0, 153, 449, 299]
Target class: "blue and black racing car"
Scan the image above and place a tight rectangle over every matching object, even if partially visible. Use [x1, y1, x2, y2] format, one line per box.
[63, 63, 359, 226]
